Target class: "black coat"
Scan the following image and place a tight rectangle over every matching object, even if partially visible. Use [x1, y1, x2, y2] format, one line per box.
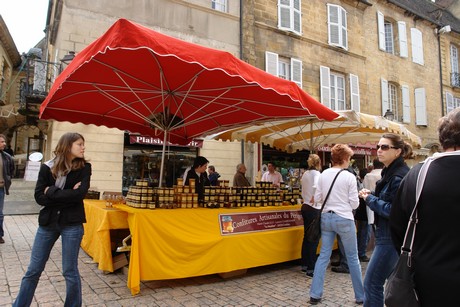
[35, 163, 92, 226]
[391, 154, 460, 306]
[0, 151, 14, 194]
[185, 169, 209, 201]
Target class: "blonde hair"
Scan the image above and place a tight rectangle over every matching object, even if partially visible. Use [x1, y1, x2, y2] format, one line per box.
[307, 154, 321, 171]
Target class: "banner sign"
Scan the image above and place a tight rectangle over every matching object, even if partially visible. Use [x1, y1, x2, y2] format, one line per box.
[219, 209, 303, 235]
[129, 134, 203, 148]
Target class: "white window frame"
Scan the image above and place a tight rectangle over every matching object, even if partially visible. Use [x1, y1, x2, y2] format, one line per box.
[265, 51, 302, 88]
[278, 0, 302, 35]
[446, 92, 455, 114]
[211, 0, 227, 12]
[330, 72, 346, 111]
[411, 28, 424, 65]
[451, 44, 459, 87]
[327, 4, 348, 50]
[388, 83, 398, 119]
[415, 87, 427, 126]
[384, 21, 394, 54]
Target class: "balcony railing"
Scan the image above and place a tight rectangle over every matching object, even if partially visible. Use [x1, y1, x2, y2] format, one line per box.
[451, 72, 460, 88]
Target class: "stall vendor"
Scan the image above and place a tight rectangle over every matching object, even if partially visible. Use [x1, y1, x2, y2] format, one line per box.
[185, 156, 210, 202]
[261, 162, 283, 187]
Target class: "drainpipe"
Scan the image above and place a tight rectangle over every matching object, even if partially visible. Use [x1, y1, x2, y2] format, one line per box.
[239, 0, 243, 59]
[438, 31, 445, 117]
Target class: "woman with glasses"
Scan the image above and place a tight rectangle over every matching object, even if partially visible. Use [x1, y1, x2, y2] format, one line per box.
[359, 133, 412, 307]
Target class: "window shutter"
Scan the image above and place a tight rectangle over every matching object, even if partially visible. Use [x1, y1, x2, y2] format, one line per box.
[397, 21, 408, 58]
[341, 7, 348, 50]
[377, 12, 385, 51]
[291, 58, 302, 88]
[349, 74, 360, 112]
[320, 66, 331, 108]
[278, 0, 291, 29]
[381, 78, 389, 116]
[415, 88, 427, 126]
[411, 28, 424, 65]
[446, 92, 454, 114]
[265, 51, 279, 76]
[401, 85, 410, 123]
[328, 4, 340, 46]
[293, 0, 302, 34]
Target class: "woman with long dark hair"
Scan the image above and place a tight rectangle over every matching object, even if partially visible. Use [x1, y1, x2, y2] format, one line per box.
[14, 132, 91, 307]
[359, 133, 412, 307]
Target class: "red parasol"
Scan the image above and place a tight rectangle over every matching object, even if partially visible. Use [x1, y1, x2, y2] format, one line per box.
[40, 18, 337, 185]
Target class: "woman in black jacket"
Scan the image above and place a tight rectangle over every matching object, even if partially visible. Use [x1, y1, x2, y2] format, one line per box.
[13, 132, 91, 307]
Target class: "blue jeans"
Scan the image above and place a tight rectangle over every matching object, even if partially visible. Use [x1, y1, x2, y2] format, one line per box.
[0, 188, 4, 237]
[363, 243, 398, 307]
[310, 212, 364, 302]
[356, 220, 371, 258]
[13, 224, 84, 307]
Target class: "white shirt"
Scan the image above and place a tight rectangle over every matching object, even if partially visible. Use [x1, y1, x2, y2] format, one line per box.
[261, 171, 283, 187]
[362, 169, 382, 224]
[314, 167, 359, 221]
[301, 169, 320, 205]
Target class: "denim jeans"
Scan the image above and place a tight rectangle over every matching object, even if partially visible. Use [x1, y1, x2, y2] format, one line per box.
[356, 220, 371, 258]
[310, 212, 364, 302]
[301, 204, 320, 272]
[13, 224, 84, 307]
[0, 188, 4, 237]
[363, 243, 398, 307]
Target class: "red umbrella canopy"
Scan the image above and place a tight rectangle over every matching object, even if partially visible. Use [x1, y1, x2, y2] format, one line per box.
[40, 18, 338, 145]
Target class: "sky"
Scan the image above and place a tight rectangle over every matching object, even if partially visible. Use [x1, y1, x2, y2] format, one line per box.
[0, 0, 49, 54]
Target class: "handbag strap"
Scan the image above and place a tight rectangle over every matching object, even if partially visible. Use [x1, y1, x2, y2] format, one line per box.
[319, 169, 345, 213]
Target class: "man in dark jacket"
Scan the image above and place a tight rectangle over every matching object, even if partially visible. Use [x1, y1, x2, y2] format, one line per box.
[0, 134, 15, 243]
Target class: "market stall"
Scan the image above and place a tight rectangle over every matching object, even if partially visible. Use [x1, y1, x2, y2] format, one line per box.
[115, 203, 303, 295]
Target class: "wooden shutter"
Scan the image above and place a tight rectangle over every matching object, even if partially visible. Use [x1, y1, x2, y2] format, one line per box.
[401, 85, 410, 123]
[328, 4, 340, 46]
[293, 0, 302, 34]
[291, 58, 302, 88]
[265, 52, 279, 76]
[415, 88, 427, 126]
[398, 21, 408, 58]
[278, 0, 291, 29]
[446, 92, 454, 114]
[377, 12, 385, 51]
[411, 28, 424, 65]
[381, 78, 389, 116]
[349, 74, 360, 112]
[320, 66, 331, 108]
[341, 7, 348, 50]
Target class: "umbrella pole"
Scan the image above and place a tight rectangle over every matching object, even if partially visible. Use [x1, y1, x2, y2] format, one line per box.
[159, 132, 167, 188]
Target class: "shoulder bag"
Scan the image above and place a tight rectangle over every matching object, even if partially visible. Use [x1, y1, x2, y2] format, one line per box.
[305, 169, 344, 243]
[384, 157, 435, 307]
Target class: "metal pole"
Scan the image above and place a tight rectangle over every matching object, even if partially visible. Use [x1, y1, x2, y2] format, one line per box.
[159, 132, 167, 188]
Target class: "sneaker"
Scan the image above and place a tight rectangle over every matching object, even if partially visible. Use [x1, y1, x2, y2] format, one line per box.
[309, 297, 321, 305]
[331, 266, 349, 274]
[359, 256, 370, 262]
[0, 237, 4, 244]
[356, 300, 364, 305]
[306, 271, 314, 278]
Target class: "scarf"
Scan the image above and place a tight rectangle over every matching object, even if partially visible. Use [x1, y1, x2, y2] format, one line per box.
[45, 159, 67, 189]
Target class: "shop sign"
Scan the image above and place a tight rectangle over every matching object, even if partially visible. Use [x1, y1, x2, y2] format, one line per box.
[316, 145, 373, 155]
[129, 134, 203, 148]
[219, 209, 303, 235]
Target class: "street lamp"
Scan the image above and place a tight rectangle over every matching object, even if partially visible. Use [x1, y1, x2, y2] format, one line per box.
[60, 51, 76, 64]
[384, 109, 394, 121]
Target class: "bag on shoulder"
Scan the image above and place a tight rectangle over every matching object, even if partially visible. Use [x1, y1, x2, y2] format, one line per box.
[305, 214, 321, 243]
[384, 252, 420, 307]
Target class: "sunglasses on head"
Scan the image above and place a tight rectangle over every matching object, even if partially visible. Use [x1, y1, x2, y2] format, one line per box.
[376, 144, 397, 151]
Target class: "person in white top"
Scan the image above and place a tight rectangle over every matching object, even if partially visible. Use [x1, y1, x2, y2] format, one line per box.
[300, 154, 322, 276]
[362, 159, 384, 225]
[309, 144, 364, 305]
[261, 162, 283, 187]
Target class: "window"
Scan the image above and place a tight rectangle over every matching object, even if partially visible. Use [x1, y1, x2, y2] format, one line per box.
[411, 28, 424, 65]
[265, 51, 302, 88]
[330, 73, 346, 110]
[381, 78, 411, 123]
[377, 12, 408, 57]
[211, 0, 227, 12]
[320, 65, 360, 111]
[451, 45, 460, 87]
[445, 92, 460, 114]
[278, 0, 301, 34]
[327, 4, 347, 50]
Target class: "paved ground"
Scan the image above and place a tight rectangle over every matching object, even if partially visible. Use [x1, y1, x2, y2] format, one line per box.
[0, 179, 368, 306]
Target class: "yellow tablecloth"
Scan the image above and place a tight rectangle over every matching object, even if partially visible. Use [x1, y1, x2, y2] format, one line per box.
[81, 200, 129, 272]
[115, 204, 303, 295]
